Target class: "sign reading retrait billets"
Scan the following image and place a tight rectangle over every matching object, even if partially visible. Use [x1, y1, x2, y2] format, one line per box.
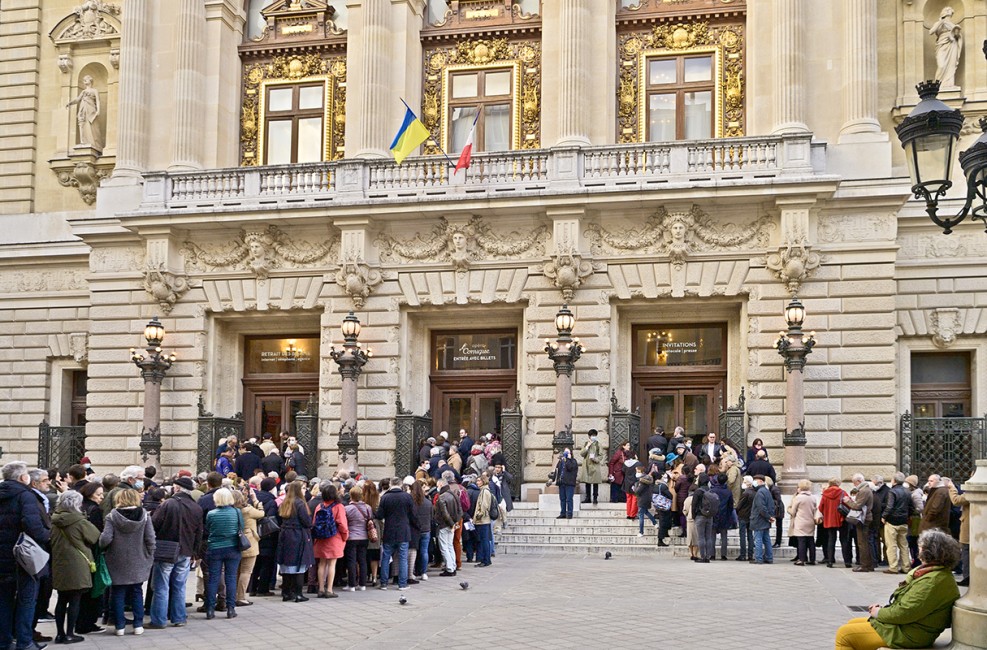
[433, 331, 517, 371]
[245, 337, 319, 374]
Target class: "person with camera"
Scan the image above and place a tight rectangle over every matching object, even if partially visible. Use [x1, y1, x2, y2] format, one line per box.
[552, 449, 578, 520]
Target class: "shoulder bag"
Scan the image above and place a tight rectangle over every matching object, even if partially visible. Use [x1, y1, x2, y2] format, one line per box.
[257, 515, 280, 538]
[91, 547, 111, 598]
[154, 539, 181, 563]
[237, 510, 252, 552]
[362, 504, 379, 543]
[13, 532, 49, 576]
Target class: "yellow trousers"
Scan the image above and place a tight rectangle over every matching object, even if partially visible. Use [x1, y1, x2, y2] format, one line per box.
[835, 617, 886, 650]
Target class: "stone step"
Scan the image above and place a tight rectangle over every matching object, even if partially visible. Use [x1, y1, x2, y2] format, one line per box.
[498, 541, 799, 558]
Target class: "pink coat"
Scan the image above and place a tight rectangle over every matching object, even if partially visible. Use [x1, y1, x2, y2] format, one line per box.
[312, 502, 349, 559]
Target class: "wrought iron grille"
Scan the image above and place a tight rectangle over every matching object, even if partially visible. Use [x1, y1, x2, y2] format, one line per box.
[196, 396, 245, 474]
[899, 411, 986, 481]
[608, 390, 640, 457]
[394, 394, 432, 478]
[719, 387, 747, 454]
[37, 421, 86, 471]
[500, 392, 523, 500]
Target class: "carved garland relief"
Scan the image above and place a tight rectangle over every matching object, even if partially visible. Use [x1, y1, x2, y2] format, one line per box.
[183, 225, 337, 279]
[240, 53, 347, 166]
[618, 19, 745, 143]
[422, 37, 541, 154]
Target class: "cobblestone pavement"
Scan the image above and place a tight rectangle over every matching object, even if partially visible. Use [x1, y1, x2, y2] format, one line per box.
[37, 554, 957, 650]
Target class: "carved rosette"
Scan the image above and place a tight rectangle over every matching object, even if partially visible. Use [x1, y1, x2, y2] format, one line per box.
[543, 253, 593, 301]
[760, 234, 823, 295]
[183, 225, 336, 280]
[422, 37, 541, 154]
[334, 261, 382, 308]
[618, 18, 745, 143]
[240, 53, 346, 165]
[142, 266, 191, 314]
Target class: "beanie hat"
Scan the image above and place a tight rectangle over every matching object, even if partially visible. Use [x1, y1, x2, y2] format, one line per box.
[174, 477, 195, 490]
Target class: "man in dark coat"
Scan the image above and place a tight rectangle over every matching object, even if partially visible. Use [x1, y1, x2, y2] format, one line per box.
[234, 447, 262, 480]
[457, 429, 474, 459]
[750, 475, 775, 564]
[260, 450, 284, 477]
[844, 474, 875, 572]
[711, 473, 735, 560]
[646, 427, 668, 456]
[553, 448, 578, 520]
[745, 450, 777, 484]
[870, 475, 890, 567]
[1, 461, 51, 650]
[149, 477, 203, 628]
[375, 477, 420, 590]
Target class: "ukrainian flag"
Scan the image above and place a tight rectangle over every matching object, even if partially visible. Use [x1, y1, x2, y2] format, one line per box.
[390, 104, 431, 164]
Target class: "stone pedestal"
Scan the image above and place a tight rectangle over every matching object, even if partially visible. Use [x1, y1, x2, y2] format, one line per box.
[951, 459, 987, 650]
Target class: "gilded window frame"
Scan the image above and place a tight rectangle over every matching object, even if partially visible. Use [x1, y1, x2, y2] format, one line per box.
[638, 45, 722, 140]
[258, 77, 332, 165]
[442, 61, 522, 153]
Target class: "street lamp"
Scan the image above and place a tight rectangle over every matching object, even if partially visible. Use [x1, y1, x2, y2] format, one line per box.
[545, 304, 583, 454]
[773, 297, 816, 494]
[130, 316, 176, 464]
[329, 311, 371, 471]
[895, 79, 987, 234]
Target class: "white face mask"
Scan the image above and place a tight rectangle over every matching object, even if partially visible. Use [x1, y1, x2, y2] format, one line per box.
[635, 473, 643, 479]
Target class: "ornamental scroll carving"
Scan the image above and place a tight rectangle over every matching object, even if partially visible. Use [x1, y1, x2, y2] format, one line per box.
[422, 37, 541, 154]
[184, 225, 336, 280]
[52, 1, 120, 42]
[142, 266, 190, 314]
[376, 216, 549, 273]
[618, 18, 745, 143]
[240, 53, 346, 165]
[585, 205, 773, 260]
[759, 230, 823, 295]
[543, 253, 593, 301]
[335, 261, 382, 308]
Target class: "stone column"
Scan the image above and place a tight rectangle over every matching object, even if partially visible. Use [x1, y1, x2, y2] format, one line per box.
[170, 0, 206, 170]
[772, 0, 809, 134]
[112, 0, 151, 178]
[779, 338, 808, 493]
[346, 0, 392, 158]
[952, 459, 987, 649]
[556, 0, 592, 146]
[839, 0, 880, 136]
[138, 375, 162, 470]
[546, 306, 582, 454]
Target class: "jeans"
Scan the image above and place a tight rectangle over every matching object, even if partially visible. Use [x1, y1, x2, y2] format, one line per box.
[111, 583, 144, 632]
[883, 524, 909, 572]
[345, 539, 369, 587]
[437, 527, 456, 572]
[206, 546, 240, 611]
[695, 516, 714, 560]
[0, 569, 39, 648]
[559, 484, 574, 517]
[151, 556, 191, 626]
[380, 542, 409, 588]
[823, 526, 852, 566]
[716, 528, 729, 558]
[753, 528, 773, 563]
[738, 520, 753, 558]
[476, 524, 493, 565]
[414, 532, 431, 576]
[638, 505, 657, 533]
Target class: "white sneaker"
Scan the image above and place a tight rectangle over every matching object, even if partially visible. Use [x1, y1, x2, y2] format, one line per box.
[420, 574, 428, 581]
[397, 586, 408, 591]
[637, 533, 644, 537]
[358, 586, 366, 591]
[115, 629, 125, 637]
[134, 627, 144, 635]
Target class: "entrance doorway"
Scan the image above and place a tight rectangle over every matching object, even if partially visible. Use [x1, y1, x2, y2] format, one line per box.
[441, 391, 510, 437]
[242, 335, 319, 447]
[632, 324, 726, 457]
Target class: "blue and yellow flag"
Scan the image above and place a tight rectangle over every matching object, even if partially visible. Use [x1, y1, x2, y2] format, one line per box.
[390, 103, 430, 164]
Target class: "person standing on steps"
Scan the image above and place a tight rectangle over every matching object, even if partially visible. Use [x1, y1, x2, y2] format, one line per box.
[607, 441, 631, 504]
[553, 449, 578, 519]
[578, 430, 605, 505]
[632, 472, 657, 537]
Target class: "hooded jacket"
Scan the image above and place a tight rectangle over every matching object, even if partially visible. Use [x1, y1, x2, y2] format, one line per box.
[51, 507, 100, 591]
[818, 485, 848, 529]
[0, 480, 51, 577]
[99, 506, 156, 585]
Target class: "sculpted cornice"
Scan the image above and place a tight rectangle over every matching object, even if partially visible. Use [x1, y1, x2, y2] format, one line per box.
[183, 225, 337, 279]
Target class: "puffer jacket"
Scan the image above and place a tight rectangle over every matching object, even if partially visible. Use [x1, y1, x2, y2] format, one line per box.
[0, 480, 50, 577]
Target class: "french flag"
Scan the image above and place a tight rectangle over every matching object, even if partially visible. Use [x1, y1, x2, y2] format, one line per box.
[455, 110, 481, 173]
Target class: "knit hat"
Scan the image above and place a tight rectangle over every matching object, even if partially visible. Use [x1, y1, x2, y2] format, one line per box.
[260, 478, 277, 492]
[174, 477, 195, 490]
[80, 456, 91, 464]
[177, 469, 193, 478]
[905, 475, 919, 488]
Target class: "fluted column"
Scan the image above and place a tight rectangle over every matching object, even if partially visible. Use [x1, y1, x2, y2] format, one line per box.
[348, 0, 391, 158]
[556, 0, 592, 146]
[170, 0, 205, 170]
[772, 0, 809, 134]
[112, 0, 151, 178]
[840, 0, 880, 136]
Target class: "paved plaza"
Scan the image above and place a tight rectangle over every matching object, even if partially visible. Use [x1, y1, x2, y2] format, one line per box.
[34, 553, 954, 650]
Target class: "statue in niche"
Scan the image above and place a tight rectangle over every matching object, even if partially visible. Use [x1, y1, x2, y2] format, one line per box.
[930, 7, 962, 89]
[67, 75, 103, 151]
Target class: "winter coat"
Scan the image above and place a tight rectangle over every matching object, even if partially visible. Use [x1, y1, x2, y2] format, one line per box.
[50, 508, 100, 591]
[100, 506, 155, 585]
[847, 483, 874, 525]
[434, 487, 462, 528]
[412, 498, 432, 536]
[554, 456, 578, 487]
[234, 452, 262, 479]
[818, 486, 848, 529]
[81, 498, 103, 531]
[871, 483, 890, 530]
[260, 452, 285, 476]
[882, 484, 913, 526]
[633, 475, 655, 507]
[724, 465, 742, 505]
[151, 491, 203, 558]
[673, 473, 692, 511]
[0, 480, 50, 577]
[711, 482, 735, 530]
[921, 486, 951, 533]
[577, 439, 606, 484]
[736, 487, 755, 522]
[608, 450, 627, 486]
[447, 451, 463, 473]
[239, 503, 265, 558]
[276, 498, 314, 569]
[745, 446, 769, 466]
[255, 490, 279, 556]
[312, 502, 348, 560]
[376, 488, 419, 544]
[344, 501, 373, 541]
[948, 484, 969, 544]
[770, 484, 785, 519]
[472, 486, 494, 526]
[623, 461, 642, 494]
[750, 485, 774, 531]
[285, 450, 307, 477]
[745, 458, 777, 484]
[869, 565, 961, 649]
[787, 490, 818, 537]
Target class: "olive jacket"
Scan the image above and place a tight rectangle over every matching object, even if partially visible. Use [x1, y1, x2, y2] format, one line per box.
[50, 508, 100, 591]
[577, 439, 606, 484]
[870, 565, 960, 648]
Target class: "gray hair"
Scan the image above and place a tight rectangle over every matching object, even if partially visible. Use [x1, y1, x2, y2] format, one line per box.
[436, 478, 448, 488]
[893, 472, 906, 485]
[872, 474, 885, 486]
[28, 468, 46, 485]
[120, 465, 143, 481]
[389, 476, 402, 488]
[57, 490, 83, 512]
[918, 529, 961, 569]
[851, 473, 865, 483]
[441, 470, 455, 483]
[2, 461, 28, 482]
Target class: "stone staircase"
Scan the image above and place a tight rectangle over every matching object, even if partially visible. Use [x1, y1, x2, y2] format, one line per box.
[497, 502, 797, 559]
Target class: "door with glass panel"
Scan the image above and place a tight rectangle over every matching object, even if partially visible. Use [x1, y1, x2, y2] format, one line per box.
[644, 389, 717, 452]
[253, 395, 310, 447]
[442, 392, 507, 438]
[242, 335, 319, 448]
[447, 68, 514, 153]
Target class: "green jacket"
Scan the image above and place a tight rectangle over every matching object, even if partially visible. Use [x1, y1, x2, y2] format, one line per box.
[870, 565, 960, 648]
[577, 439, 606, 484]
[51, 508, 100, 592]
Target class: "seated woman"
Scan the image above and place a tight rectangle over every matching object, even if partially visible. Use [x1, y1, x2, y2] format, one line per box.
[834, 529, 961, 650]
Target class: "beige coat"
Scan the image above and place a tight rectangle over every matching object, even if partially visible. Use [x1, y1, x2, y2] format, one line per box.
[724, 464, 741, 505]
[239, 503, 264, 558]
[948, 483, 969, 544]
[787, 490, 818, 537]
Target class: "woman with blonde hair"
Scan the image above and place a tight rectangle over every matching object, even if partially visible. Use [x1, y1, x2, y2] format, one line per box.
[277, 480, 314, 602]
[99, 487, 155, 636]
[788, 478, 819, 566]
[232, 488, 264, 607]
[203, 488, 242, 619]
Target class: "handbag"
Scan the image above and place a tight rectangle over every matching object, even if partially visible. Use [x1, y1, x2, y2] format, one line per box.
[237, 511, 252, 552]
[837, 503, 851, 517]
[362, 505, 379, 543]
[845, 505, 866, 526]
[13, 532, 49, 576]
[154, 539, 181, 563]
[91, 549, 111, 598]
[257, 515, 280, 538]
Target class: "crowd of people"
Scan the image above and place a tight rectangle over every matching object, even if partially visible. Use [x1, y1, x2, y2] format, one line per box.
[0, 429, 514, 650]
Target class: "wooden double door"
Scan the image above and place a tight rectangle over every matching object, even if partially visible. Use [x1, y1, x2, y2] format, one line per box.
[243, 377, 317, 448]
[634, 375, 723, 456]
[430, 377, 515, 438]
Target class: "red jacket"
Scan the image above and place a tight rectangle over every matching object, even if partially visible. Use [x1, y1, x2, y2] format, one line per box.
[818, 485, 847, 528]
[608, 450, 626, 485]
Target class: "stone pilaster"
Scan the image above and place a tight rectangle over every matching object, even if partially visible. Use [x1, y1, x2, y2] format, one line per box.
[203, 0, 246, 168]
[0, 0, 41, 214]
[556, 0, 592, 146]
[952, 460, 987, 648]
[346, 0, 392, 158]
[839, 0, 880, 137]
[170, 0, 206, 171]
[771, 0, 808, 134]
[112, 0, 151, 178]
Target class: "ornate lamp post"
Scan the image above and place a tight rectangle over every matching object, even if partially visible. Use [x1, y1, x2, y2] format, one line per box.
[545, 304, 583, 454]
[895, 79, 987, 234]
[329, 311, 371, 472]
[130, 317, 175, 465]
[774, 297, 816, 494]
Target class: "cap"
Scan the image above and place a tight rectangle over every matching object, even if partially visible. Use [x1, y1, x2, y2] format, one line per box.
[80, 456, 91, 464]
[174, 477, 195, 490]
[403, 476, 416, 486]
[177, 469, 192, 478]
[752, 474, 766, 482]
[440, 431, 449, 439]
[905, 474, 919, 488]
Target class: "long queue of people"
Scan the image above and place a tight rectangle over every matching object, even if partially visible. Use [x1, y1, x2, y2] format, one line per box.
[0, 434, 513, 650]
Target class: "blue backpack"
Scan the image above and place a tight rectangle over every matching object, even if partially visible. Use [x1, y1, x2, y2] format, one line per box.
[312, 504, 338, 539]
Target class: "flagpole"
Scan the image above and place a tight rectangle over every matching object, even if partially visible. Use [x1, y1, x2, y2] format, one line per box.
[399, 97, 456, 169]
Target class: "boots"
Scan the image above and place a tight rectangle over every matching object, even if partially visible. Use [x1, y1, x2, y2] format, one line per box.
[281, 574, 295, 602]
[293, 575, 309, 602]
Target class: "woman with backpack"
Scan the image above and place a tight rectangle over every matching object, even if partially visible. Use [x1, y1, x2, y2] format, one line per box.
[277, 480, 314, 603]
[312, 484, 349, 598]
